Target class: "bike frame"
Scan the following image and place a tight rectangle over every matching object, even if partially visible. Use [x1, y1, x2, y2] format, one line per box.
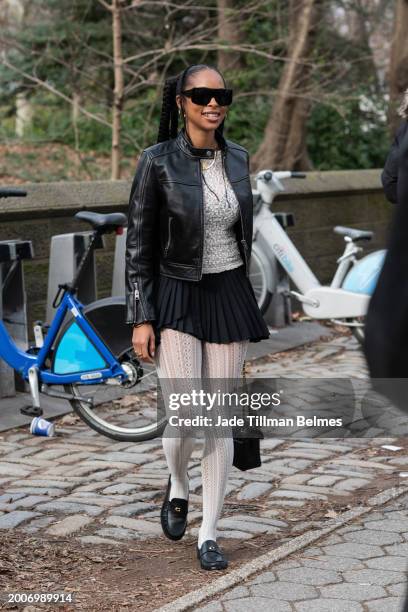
[254, 172, 370, 319]
[0, 289, 127, 385]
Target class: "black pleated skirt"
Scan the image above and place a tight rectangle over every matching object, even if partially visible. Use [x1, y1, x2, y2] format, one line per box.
[152, 264, 270, 347]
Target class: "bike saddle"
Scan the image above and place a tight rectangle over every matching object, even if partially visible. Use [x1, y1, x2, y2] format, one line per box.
[75, 211, 127, 233]
[333, 226, 373, 241]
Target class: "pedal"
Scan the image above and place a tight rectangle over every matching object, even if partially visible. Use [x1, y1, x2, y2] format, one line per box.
[20, 405, 43, 417]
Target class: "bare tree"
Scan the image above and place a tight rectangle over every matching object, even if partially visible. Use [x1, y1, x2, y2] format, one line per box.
[111, 0, 124, 180]
[1, 0, 34, 137]
[251, 0, 323, 172]
[346, 0, 380, 92]
[217, 0, 245, 73]
[388, 0, 408, 133]
[1, 0, 388, 181]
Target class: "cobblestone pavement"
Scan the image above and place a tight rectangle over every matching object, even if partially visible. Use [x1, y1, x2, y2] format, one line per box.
[251, 331, 368, 379]
[196, 492, 408, 612]
[0, 334, 405, 541]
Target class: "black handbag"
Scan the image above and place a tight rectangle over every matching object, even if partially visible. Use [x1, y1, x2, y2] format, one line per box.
[232, 360, 264, 471]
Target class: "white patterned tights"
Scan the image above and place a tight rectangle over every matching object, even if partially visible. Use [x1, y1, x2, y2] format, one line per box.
[154, 327, 249, 548]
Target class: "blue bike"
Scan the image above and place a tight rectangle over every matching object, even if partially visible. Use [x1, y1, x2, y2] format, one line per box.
[0, 188, 165, 441]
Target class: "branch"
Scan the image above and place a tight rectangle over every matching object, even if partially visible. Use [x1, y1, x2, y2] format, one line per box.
[121, 0, 267, 14]
[1, 55, 112, 130]
[97, 0, 113, 12]
[123, 42, 313, 68]
[0, 36, 114, 97]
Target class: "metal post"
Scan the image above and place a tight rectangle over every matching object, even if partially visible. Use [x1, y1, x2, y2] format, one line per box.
[111, 229, 127, 298]
[0, 240, 33, 398]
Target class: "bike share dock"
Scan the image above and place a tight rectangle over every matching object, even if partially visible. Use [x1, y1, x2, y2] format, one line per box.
[0, 184, 336, 433]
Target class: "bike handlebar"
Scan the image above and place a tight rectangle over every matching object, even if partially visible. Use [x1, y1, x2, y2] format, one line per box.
[0, 188, 27, 198]
[291, 172, 306, 178]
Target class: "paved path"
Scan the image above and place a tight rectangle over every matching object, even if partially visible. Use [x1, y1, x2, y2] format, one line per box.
[1, 332, 408, 611]
[0, 333, 405, 547]
[195, 492, 408, 612]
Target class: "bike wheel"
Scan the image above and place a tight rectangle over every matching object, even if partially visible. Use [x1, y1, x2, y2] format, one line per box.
[250, 248, 272, 314]
[64, 345, 167, 442]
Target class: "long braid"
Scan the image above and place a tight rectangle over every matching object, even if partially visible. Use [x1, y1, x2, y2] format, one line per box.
[156, 64, 228, 144]
[157, 76, 178, 143]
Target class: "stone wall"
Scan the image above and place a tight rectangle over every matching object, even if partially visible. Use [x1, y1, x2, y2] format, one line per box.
[0, 170, 393, 339]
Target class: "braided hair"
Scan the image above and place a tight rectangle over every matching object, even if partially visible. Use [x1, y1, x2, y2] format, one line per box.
[157, 64, 227, 144]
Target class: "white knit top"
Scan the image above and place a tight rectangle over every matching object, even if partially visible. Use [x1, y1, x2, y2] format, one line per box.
[201, 149, 244, 274]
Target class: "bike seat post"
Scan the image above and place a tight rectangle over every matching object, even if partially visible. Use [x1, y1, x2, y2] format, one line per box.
[70, 230, 101, 293]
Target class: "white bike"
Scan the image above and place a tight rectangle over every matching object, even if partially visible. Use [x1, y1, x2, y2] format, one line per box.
[249, 170, 386, 344]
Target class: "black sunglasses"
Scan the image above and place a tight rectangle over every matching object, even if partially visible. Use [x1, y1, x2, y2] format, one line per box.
[181, 87, 233, 107]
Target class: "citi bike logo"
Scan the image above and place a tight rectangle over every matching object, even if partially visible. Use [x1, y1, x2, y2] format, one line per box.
[272, 243, 294, 273]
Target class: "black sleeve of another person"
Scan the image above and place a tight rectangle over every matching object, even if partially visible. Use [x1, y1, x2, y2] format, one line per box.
[381, 121, 408, 204]
[367, 119, 408, 611]
[364, 119, 408, 383]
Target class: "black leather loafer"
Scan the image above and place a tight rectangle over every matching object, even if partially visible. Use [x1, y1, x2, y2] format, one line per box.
[196, 539, 228, 570]
[160, 474, 189, 541]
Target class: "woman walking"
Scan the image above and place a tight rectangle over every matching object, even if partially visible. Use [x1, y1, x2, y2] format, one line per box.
[125, 64, 270, 570]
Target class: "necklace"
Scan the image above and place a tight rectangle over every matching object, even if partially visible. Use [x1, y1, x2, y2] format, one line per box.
[201, 151, 234, 208]
[201, 149, 218, 171]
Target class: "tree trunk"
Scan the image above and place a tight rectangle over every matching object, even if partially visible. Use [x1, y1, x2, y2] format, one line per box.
[217, 0, 245, 73]
[251, 0, 321, 173]
[111, 0, 124, 180]
[3, 0, 31, 138]
[388, 0, 408, 134]
[72, 91, 81, 150]
[347, 0, 380, 94]
[15, 91, 33, 137]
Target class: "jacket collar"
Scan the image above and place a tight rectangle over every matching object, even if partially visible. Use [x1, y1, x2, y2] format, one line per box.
[176, 127, 227, 159]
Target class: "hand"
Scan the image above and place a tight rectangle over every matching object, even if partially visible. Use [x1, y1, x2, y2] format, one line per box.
[132, 323, 156, 363]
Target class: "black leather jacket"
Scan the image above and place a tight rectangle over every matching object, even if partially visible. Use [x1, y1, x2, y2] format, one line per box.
[381, 120, 408, 204]
[125, 127, 254, 326]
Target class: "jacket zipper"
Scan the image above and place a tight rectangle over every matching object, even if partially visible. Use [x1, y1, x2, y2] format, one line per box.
[164, 216, 173, 258]
[133, 280, 146, 322]
[198, 160, 205, 281]
[222, 150, 250, 278]
[241, 238, 249, 277]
